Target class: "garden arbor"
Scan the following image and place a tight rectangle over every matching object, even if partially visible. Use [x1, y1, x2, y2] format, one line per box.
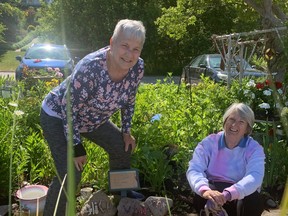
[212, 26, 287, 87]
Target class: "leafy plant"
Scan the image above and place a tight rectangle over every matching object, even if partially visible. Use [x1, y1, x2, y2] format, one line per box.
[231, 78, 288, 120]
[0, 75, 287, 213]
[135, 145, 173, 194]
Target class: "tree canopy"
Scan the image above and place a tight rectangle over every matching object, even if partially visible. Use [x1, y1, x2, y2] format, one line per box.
[1, 0, 288, 77]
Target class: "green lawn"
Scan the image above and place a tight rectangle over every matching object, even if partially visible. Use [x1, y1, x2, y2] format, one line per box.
[0, 50, 25, 71]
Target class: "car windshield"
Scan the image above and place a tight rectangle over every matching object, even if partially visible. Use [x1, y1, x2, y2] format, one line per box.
[209, 56, 222, 68]
[209, 55, 253, 70]
[25, 45, 70, 60]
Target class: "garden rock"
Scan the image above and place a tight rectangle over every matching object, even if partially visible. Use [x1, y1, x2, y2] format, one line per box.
[144, 196, 173, 216]
[80, 190, 117, 216]
[117, 197, 152, 216]
[117, 196, 173, 216]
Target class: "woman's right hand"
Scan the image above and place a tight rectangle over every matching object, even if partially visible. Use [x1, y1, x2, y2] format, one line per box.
[202, 190, 226, 206]
[74, 155, 87, 171]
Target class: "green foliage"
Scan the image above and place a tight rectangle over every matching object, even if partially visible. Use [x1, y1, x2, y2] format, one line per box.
[0, 75, 287, 203]
[154, 0, 263, 71]
[0, 2, 25, 48]
[256, 122, 288, 189]
[131, 77, 234, 193]
[155, 4, 196, 40]
[135, 146, 174, 193]
[11, 30, 39, 50]
[0, 23, 6, 43]
[230, 77, 288, 188]
[15, 129, 54, 185]
[81, 142, 109, 190]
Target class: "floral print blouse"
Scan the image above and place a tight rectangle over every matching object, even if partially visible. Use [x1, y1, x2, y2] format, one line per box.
[42, 46, 144, 146]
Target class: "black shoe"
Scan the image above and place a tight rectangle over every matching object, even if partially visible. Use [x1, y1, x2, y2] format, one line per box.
[126, 190, 145, 201]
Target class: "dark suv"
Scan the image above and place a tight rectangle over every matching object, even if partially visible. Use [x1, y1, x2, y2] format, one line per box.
[15, 43, 75, 80]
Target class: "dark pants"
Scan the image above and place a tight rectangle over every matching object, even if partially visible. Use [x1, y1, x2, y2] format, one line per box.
[194, 182, 264, 216]
[40, 109, 131, 216]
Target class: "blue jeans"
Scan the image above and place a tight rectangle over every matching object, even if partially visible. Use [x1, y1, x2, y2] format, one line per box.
[40, 109, 131, 216]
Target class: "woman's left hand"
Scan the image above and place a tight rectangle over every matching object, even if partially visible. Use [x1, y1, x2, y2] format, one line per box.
[74, 155, 87, 171]
[123, 133, 136, 152]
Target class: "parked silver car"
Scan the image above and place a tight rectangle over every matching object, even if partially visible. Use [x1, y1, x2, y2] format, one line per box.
[182, 54, 267, 83]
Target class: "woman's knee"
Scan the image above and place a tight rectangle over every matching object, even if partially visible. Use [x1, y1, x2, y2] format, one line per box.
[242, 191, 264, 215]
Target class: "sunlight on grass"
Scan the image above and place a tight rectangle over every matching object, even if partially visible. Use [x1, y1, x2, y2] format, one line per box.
[0, 50, 25, 71]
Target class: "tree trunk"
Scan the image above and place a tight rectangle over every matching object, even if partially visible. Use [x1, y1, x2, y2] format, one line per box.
[244, 0, 287, 81]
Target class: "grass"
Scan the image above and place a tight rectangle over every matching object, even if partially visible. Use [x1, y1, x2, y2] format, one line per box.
[0, 50, 25, 71]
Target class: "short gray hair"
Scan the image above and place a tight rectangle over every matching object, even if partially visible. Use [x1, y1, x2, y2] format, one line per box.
[111, 19, 146, 47]
[223, 103, 255, 135]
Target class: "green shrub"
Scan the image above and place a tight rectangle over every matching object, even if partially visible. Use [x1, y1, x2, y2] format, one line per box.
[0, 75, 287, 201]
[11, 30, 39, 50]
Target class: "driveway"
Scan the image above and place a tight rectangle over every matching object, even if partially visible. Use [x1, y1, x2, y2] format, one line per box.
[0, 71, 15, 79]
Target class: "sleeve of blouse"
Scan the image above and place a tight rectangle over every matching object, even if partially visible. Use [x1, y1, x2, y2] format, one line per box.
[121, 59, 144, 134]
[62, 61, 96, 150]
[186, 138, 212, 196]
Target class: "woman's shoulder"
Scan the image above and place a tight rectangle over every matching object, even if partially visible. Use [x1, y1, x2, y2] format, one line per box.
[83, 46, 108, 62]
[73, 47, 108, 72]
[200, 131, 223, 146]
[247, 136, 264, 148]
[133, 57, 144, 70]
[206, 131, 223, 140]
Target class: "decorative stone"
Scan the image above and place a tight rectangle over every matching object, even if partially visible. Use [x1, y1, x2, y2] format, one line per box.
[144, 196, 173, 216]
[80, 190, 117, 216]
[117, 197, 152, 216]
[80, 187, 93, 201]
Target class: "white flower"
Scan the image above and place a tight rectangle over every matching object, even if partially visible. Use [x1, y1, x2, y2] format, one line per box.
[281, 107, 288, 117]
[285, 101, 288, 106]
[8, 102, 18, 107]
[259, 103, 270, 109]
[14, 110, 25, 116]
[247, 80, 256, 87]
[276, 103, 280, 109]
[244, 90, 255, 99]
[244, 90, 249, 95]
[263, 89, 272, 96]
[277, 89, 283, 94]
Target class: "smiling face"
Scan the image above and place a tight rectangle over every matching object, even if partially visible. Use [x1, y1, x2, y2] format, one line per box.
[109, 32, 143, 74]
[224, 111, 249, 148]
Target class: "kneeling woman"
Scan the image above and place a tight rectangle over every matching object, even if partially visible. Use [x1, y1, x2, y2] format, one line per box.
[186, 103, 265, 216]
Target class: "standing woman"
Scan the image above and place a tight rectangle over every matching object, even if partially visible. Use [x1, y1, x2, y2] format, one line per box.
[186, 103, 265, 216]
[40, 19, 146, 216]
